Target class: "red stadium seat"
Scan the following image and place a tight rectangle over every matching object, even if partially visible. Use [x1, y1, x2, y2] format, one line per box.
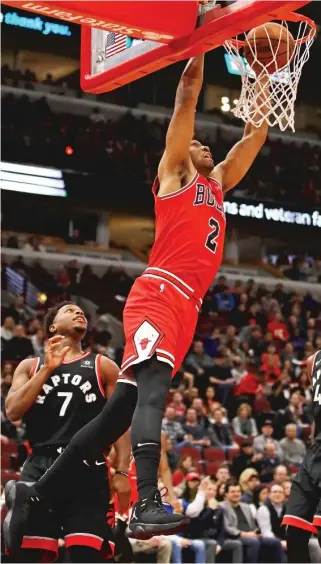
[302, 425, 312, 441]
[196, 461, 205, 475]
[227, 448, 240, 461]
[204, 448, 225, 461]
[1, 441, 18, 455]
[178, 446, 202, 462]
[204, 461, 221, 476]
[233, 434, 252, 446]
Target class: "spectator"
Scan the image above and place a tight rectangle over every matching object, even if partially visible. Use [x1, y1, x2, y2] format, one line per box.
[261, 344, 281, 382]
[185, 340, 214, 394]
[23, 236, 45, 252]
[239, 468, 260, 503]
[130, 537, 172, 563]
[209, 350, 235, 404]
[278, 389, 310, 434]
[216, 288, 235, 312]
[282, 479, 292, 502]
[207, 407, 236, 451]
[31, 328, 45, 356]
[214, 462, 231, 484]
[172, 455, 195, 487]
[183, 478, 243, 563]
[279, 423, 306, 466]
[221, 479, 286, 563]
[6, 295, 32, 325]
[183, 408, 211, 450]
[163, 436, 179, 473]
[232, 440, 263, 479]
[203, 386, 221, 414]
[2, 324, 34, 362]
[256, 484, 287, 554]
[67, 228, 84, 245]
[191, 398, 208, 428]
[250, 484, 270, 518]
[253, 419, 283, 460]
[161, 406, 184, 445]
[232, 403, 258, 438]
[260, 443, 281, 482]
[273, 465, 289, 486]
[231, 357, 248, 385]
[1, 317, 15, 342]
[169, 391, 186, 420]
[267, 312, 290, 342]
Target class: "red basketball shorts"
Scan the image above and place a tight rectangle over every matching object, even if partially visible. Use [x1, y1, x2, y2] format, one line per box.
[119, 268, 202, 377]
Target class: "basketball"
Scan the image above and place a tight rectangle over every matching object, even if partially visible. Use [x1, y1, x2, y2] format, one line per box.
[244, 22, 295, 74]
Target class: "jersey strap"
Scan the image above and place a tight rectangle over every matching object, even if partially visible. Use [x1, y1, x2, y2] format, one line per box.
[30, 357, 41, 377]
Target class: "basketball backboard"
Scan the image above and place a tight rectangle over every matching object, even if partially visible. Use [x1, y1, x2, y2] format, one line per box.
[1, 0, 312, 94]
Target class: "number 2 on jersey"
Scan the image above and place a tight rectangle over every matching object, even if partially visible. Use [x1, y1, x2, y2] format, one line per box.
[57, 391, 73, 416]
[205, 217, 220, 253]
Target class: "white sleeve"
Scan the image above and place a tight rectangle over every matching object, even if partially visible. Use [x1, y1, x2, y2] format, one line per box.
[185, 491, 206, 518]
[257, 506, 275, 538]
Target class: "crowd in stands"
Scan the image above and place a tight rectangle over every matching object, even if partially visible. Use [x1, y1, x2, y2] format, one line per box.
[1, 251, 321, 561]
[2, 90, 321, 205]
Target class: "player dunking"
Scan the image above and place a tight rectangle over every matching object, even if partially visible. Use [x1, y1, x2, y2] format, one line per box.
[282, 350, 321, 562]
[4, 54, 268, 548]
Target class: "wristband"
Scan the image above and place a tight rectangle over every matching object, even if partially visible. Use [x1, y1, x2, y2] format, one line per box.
[115, 470, 129, 478]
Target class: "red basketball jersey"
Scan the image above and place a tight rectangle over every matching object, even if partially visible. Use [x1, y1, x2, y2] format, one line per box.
[148, 172, 226, 300]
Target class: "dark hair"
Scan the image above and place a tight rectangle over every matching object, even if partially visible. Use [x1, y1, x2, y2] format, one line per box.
[252, 484, 270, 509]
[225, 478, 240, 494]
[44, 301, 74, 337]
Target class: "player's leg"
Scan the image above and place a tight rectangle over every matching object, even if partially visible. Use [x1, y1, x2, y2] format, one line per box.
[127, 356, 189, 537]
[282, 447, 320, 563]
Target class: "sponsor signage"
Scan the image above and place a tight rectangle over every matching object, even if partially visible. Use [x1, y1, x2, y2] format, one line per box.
[224, 199, 321, 229]
[0, 10, 72, 36]
[0, 161, 67, 197]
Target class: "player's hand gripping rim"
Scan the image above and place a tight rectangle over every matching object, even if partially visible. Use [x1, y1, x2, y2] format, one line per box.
[44, 335, 71, 372]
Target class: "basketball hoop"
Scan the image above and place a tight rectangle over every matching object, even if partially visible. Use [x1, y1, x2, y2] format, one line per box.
[224, 13, 316, 132]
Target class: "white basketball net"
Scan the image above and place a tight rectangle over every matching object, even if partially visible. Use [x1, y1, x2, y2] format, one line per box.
[224, 18, 315, 132]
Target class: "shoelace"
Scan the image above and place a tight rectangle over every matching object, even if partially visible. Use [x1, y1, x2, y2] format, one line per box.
[141, 489, 172, 516]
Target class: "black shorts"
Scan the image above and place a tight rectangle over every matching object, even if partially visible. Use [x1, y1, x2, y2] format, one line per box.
[20, 447, 115, 559]
[282, 441, 321, 531]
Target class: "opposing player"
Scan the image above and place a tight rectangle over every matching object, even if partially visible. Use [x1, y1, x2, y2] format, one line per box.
[4, 301, 131, 562]
[4, 53, 268, 546]
[282, 350, 321, 562]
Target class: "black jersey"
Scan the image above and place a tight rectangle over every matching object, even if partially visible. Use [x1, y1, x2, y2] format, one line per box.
[312, 349, 321, 441]
[24, 352, 106, 448]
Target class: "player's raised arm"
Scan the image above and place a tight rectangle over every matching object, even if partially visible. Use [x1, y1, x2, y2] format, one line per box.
[158, 54, 204, 186]
[213, 79, 269, 193]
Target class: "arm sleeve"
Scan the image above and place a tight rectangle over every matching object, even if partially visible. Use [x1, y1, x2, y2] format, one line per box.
[257, 506, 275, 538]
[185, 491, 206, 518]
[232, 417, 243, 436]
[222, 507, 241, 538]
[251, 418, 258, 436]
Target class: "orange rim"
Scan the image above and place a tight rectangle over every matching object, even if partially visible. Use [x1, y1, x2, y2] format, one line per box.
[228, 12, 316, 49]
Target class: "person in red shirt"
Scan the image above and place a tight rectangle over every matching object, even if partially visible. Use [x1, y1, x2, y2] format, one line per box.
[267, 312, 289, 343]
[261, 344, 281, 382]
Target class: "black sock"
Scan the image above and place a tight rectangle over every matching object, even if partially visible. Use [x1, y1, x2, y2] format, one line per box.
[286, 525, 311, 563]
[131, 358, 172, 501]
[36, 382, 137, 503]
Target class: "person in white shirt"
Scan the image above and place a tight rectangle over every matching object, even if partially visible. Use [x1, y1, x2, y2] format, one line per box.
[1, 317, 15, 342]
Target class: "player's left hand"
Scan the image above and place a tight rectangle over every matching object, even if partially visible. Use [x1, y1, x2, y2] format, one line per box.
[112, 473, 131, 514]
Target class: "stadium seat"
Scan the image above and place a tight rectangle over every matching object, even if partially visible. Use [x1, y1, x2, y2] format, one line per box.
[178, 446, 202, 462]
[204, 461, 222, 476]
[204, 447, 225, 461]
[233, 434, 252, 446]
[227, 448, 240, 462]
[1, 441, 18, 455]
[302, 425, 312, 441]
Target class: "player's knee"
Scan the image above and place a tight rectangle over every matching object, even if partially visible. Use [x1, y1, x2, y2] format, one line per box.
[135, 358, 171, 409]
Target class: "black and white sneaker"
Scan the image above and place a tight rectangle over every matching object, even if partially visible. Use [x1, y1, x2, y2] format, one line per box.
[3, 480, 48, 560]
[126, 488, 190, 539]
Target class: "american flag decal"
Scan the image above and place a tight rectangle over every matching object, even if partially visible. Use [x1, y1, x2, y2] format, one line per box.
[105, 32, 128, 58]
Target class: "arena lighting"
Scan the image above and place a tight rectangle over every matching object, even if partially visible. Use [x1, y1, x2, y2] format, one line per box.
[0, 161, 67, 197]
[65, 145, 74, 156]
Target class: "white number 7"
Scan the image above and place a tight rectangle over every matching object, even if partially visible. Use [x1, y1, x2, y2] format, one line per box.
[57, 392, 73, 416]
